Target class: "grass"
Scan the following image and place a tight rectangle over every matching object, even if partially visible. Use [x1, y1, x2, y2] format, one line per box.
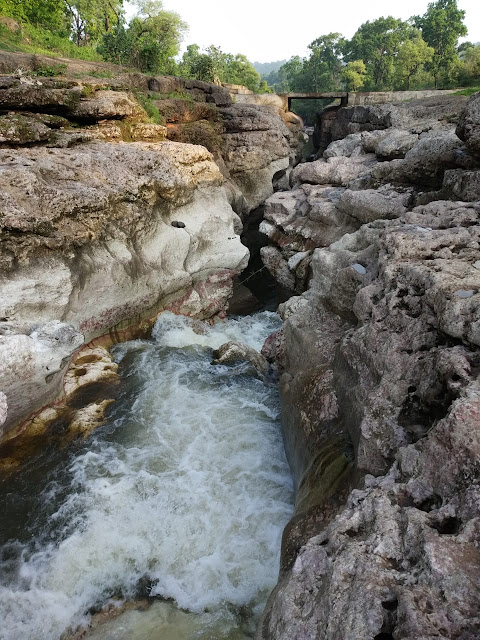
[32, 62, 68, 77]
[453, 87, 480, 96]
[134, 92, 166, 125]
[0, 21, 102, 62]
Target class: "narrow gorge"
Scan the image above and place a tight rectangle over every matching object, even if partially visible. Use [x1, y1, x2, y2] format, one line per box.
[0, 52, 479, 640]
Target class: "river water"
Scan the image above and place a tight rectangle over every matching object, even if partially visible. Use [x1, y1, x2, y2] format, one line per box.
[0, 312, 293, 640]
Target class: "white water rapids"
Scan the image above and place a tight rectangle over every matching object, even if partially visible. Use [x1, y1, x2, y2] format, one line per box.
[0, 312, 293, 640]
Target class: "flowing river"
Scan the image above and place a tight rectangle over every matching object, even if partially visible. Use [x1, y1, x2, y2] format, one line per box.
[0, 311, 293, 640]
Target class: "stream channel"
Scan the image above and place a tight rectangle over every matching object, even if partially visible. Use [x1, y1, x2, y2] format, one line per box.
[0, 311, 294, 640]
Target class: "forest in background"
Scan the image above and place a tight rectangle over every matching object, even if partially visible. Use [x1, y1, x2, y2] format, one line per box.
[0, 0, 478, 97]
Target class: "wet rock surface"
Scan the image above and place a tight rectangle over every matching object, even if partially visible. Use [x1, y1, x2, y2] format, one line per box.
[211, 340, 269, 376]
[257, 93, 480, 639]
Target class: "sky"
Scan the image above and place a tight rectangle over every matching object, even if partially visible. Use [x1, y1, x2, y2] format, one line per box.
[125, 0, 480, 63]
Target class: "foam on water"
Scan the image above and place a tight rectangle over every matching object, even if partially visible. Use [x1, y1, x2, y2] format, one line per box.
[0, 312, 293, 640]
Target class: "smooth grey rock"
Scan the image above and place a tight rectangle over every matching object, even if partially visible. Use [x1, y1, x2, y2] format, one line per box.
[0, 322, 84, 434]
[260, 246, 296, 291]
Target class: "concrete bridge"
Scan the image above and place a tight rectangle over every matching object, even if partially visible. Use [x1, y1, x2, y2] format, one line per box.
[229, 87, 458, 113]
[280, 92, 348, 110]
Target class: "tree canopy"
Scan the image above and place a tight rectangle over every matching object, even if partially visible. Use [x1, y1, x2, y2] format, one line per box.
[414, 0, 468, 86]
[99, 0, 186, 72]
[179, 44, 266, 92]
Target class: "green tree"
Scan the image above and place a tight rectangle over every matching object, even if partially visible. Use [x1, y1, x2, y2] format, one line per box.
[395, 34, 434, 88]
[179, 44, 263, 91]
[222, 53, 262, 90]
[458, 44, 480, 86]
[99, 0, 186, 72]
[0, 0, 68, 33]
[414, 0, 467, 87]
[179, 44, 217, 82]
[345, 17, 412, 89]
[65, 0, 124, 46]
[307, 33, 345, 90]
[341, 59, 367, 91]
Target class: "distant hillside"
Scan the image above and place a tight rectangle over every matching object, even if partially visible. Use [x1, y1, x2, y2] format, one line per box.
[253, 60, 287, 76]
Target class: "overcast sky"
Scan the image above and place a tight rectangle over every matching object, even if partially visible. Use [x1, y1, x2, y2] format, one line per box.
[125, 0, 480, 63]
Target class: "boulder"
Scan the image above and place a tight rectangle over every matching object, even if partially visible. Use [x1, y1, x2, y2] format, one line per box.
[0, 113, 52, 144]
[442, 168, 480, 202]
[338, 186, 411, 223]
[375, 129, 418, 159]
[211, 340, 269, 376]
[0, 78, 147, 122]
[373, 131, 477, 188]
[260, 246, 296, 292]
[323, 132, 363, 158]
[219, 104, 292, 211]
[72, 89, 147, 121]
[291, 154, 377, 187]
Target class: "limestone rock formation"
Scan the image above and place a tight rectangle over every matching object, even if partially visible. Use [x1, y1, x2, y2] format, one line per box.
[0, 139, 249, 434]
[257, 94, 480, 639]
[0, 322, 84, 437]
[0, 62, 300, 439]
[217, 103, 292, 213]
[291, 154, 377, 187]
[456, 91, 480, 157]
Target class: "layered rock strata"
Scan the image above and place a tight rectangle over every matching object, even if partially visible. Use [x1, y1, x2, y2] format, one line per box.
[258, 93, 480, 638]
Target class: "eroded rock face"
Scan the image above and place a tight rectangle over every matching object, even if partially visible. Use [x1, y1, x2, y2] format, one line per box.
[0, 140, 249, 435]
[456, 91, 480, 157]
[219, 103, 292, 212]
[0, 322, 84, 437]
[259, 94, 480, 299]
[0, 77, 147, 122]
[258, 95, 480, 639]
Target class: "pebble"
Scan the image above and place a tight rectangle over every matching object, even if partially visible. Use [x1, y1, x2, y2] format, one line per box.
[352, 263, 367, 275]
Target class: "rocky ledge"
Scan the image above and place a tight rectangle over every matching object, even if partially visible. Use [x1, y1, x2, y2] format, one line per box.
[257, 93, 480, 638]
